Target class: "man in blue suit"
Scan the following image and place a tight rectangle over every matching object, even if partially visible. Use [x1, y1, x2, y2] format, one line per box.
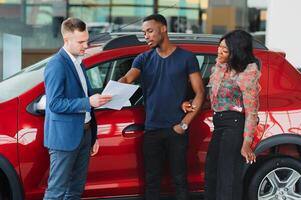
[43, 18, 112, 200]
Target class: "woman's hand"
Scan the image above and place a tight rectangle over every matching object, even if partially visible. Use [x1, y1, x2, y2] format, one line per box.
[241, 140, 256, 164]
[181, 101, 196, 113]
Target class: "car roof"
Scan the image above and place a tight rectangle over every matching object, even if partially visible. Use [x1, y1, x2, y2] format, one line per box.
[87, 32, 268, 53]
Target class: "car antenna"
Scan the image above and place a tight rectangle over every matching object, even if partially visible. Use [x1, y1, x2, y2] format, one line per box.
[88, 3, 178, 45]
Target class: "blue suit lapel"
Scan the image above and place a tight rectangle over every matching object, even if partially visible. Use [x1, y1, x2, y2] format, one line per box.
[58, 48, 86, 95]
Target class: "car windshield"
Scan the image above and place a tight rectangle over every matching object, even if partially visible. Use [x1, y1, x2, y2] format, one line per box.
[0, 57, 50, 103]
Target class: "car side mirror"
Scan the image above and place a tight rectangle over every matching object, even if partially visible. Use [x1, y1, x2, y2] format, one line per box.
[26, 94, 46, 116]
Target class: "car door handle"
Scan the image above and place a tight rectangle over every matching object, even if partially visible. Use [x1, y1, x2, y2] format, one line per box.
[122, 124, 144, 137]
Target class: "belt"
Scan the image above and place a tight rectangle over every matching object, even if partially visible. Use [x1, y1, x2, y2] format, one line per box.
[84, 122, 91, 130]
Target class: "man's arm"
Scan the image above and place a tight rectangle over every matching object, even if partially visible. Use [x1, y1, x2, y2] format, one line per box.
[118, 68, 141, 84]
[45, 60, 91, 114]
[174, 72, 205, 133]
[46, 59, 112, 113]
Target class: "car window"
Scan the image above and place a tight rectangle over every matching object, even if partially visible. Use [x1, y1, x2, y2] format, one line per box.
[86, 62, 111, 91]
[86, 57, 136, 91]
[110, 58, 133, 81]
[86, 57, 142, 107]
[86, 54, 217, 108]
[196, 54, 216, 84]
[196, 54, 262, 80]
[183, 54, 216, 100]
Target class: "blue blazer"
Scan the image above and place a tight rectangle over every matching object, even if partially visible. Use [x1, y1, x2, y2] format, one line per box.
[44, 48, 97, 151]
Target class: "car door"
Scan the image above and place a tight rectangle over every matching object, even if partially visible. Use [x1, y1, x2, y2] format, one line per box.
[83, 49, 219, 196]
[186, 51, 269, 192]
[183, 53, 217, 192]
[84, 56, 146, 197]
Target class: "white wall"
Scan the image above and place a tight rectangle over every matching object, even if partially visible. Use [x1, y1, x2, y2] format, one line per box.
[266, 0, 301, 69]
[2, 34, 22, 80]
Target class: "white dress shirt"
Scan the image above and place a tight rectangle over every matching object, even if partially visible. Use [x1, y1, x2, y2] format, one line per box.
[63, 47, 91, 123]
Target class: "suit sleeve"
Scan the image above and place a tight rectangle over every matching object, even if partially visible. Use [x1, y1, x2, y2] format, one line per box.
[44, 59, 91, 114]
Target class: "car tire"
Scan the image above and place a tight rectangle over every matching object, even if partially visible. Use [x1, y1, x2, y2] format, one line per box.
[0, 186, 7, 200]
[0, 156, 24, 200]
[248, 156, 301, 200]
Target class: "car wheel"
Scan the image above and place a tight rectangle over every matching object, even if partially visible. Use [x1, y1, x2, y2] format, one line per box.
[248, 156, 301, 200]
[0, 187, 8, 200]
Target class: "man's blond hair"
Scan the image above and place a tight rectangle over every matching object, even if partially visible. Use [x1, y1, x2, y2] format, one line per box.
[61, 17, 86, 36]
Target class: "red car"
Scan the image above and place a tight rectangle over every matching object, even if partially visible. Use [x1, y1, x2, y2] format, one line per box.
[0, 33, 301, 200]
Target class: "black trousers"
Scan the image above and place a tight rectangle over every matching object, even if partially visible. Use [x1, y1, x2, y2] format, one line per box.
[143, 128, 189, 200]
[204, 111, 245, 200]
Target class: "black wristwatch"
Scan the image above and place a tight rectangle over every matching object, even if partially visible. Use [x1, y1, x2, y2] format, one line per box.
[179, 122, 188, 130]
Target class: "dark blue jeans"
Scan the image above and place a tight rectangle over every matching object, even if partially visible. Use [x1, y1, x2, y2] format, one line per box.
[43, 128, 91, 200]
[204, 111, 245, 200]
[143, 128, 189, 200]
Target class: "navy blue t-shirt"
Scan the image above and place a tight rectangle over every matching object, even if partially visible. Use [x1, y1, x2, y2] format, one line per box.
[132, 47, 200, 130]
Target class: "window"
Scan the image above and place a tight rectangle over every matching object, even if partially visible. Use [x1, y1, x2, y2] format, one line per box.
[183, 54, 216, 100]
[196, 54, 216, 85]
[86, 57, 135, 91]
[85, 54, 217, 108]
[86, 57, 142, 107]
[86, 62, 111, 92]
[110, 57, 133, 81]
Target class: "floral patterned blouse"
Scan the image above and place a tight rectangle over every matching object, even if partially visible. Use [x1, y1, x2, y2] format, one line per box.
[208, 62, 261, 141]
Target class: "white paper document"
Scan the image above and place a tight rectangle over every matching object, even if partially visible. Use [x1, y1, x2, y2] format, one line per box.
[100, 80, 139, 110]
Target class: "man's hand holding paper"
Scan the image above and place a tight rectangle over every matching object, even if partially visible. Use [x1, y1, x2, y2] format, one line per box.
[89, 94, 112, 108]
[100, 80, 139, 110]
